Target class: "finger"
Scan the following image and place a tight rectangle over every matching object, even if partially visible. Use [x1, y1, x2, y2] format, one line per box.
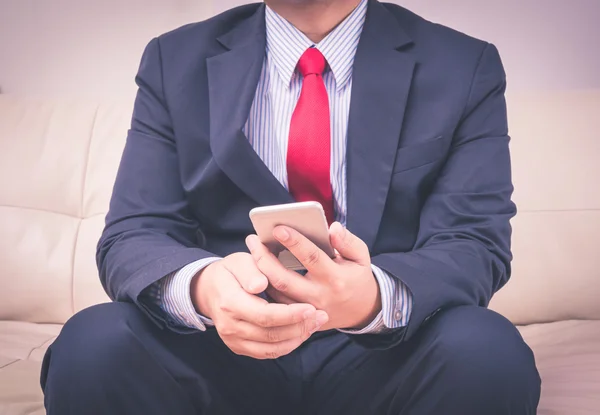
[272, 226, 335, 276]
[266, 286, 295, 305]
[329, 222, 370, 265]
[224, 292, 317, 328]
[233, 311, 329, 343]
[225, 253, 268, 294]
[246, 234, 315, 300]
[234, 336, 306, 360]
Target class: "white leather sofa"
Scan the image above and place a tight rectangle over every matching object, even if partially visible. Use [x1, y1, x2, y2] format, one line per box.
[0, 91, 599, 414]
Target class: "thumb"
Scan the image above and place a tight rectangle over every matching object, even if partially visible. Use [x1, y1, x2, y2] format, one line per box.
[243, 273, 269, 295]
[227, 252, 269, 295]
[239, 268, 269, 295]
[329, 222, 369, 265]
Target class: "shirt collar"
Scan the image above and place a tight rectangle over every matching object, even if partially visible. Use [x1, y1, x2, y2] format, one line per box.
[265, 0, 368, 91]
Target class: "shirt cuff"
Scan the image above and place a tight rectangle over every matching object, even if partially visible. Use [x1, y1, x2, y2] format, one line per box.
[147, 257, 221, 331]
[338, 264, 413, 335]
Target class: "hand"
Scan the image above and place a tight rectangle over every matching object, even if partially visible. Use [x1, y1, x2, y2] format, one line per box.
[191, 253, 329, 359]
[245, 222, 381, 331]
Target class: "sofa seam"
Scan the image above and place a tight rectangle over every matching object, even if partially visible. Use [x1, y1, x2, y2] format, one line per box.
[66, 105, 100, 317]
[70, 219, 83, 316]
[26, 336, 57, 361]
[0, 204, 106, 219]
[517, 208, 600, 213]
[80, 106, 99, 219]
[0, 359, 19, 370]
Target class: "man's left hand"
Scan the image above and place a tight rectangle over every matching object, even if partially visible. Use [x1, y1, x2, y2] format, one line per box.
[245, 222, 382, 331]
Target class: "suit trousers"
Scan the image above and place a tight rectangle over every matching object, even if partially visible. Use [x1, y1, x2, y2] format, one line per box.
[41, 302, 540, 415]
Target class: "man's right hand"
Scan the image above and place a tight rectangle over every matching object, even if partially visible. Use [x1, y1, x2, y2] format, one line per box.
[190, 253, 328, 360]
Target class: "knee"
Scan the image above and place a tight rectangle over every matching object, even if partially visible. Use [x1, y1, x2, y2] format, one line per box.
[42, 303, 148, 388]
[430, 306, 540, 402]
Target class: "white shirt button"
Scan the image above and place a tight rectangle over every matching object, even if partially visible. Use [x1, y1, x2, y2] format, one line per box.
[394, 310, 402, 321]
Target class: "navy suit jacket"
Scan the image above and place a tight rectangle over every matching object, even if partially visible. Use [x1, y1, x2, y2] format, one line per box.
[97, 0, 516, 349]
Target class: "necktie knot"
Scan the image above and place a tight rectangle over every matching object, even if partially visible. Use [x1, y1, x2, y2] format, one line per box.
[297, 48, 326, 77]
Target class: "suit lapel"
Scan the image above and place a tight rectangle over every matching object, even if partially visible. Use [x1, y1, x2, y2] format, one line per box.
[346, 0, 415, 250]
[207, 5, 293, 206]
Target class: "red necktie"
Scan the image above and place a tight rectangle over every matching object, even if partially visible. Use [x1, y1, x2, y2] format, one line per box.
[287, 48, 335, 225]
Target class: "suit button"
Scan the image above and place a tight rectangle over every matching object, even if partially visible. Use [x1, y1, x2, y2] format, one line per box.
[394, 310, 402, 321]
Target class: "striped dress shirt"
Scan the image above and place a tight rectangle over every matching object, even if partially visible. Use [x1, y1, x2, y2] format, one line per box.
[149, 0, 413, 334]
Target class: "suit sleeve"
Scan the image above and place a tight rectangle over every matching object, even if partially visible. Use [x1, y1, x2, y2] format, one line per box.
[355, 43, 516, 349]
[96, 38, 217, 328]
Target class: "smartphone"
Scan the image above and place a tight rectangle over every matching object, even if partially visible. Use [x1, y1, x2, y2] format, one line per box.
[249, 201, 335, 270]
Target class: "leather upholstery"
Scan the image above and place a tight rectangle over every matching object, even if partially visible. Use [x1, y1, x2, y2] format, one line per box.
[489, 90, 600, 324]
[0, 90, 598, 413]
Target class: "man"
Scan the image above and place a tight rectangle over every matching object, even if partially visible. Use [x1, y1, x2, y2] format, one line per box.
[41, 0, 541, 413]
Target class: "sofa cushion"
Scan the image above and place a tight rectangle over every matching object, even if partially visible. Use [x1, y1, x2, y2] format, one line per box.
[490, 210, 600, 325]
[0, 360, 46, 415]
[520, 320, 600, 415]
[0, 208, 78, 323]
[0, 321, 60, 363]
[0, 321, 61, 415]
[0, 96, 127, 323]
[489, 90, 600, 324]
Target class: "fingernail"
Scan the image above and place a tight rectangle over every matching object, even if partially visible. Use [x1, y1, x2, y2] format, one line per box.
[274, 227, 290, 242]
[303, 309, 315, 320]
[246, 235, 257, 251]
[248, 280, 261, 292]
[315, 311, 329, 326]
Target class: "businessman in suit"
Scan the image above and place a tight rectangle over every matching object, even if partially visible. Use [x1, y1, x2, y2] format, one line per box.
[41, 0, 541, 413]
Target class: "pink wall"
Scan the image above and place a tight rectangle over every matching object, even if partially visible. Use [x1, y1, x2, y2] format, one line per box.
[0, 0, 213, 98]
[1, 0, 598, 98]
